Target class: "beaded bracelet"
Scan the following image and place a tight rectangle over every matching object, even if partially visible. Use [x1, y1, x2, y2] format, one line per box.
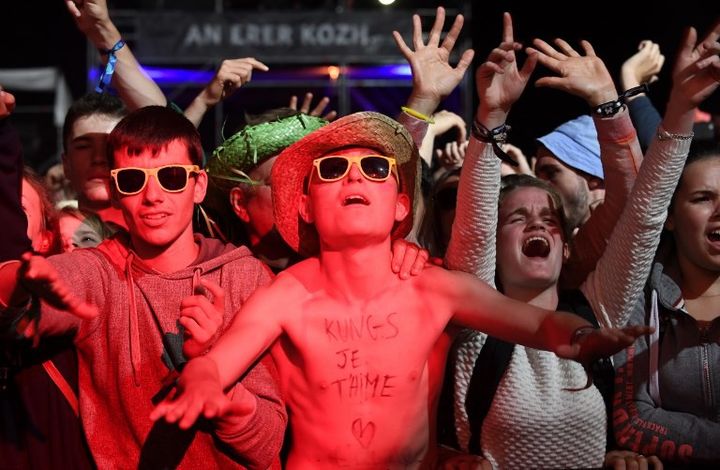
[656, 126, 694, 141]
[95, 39, 126, 94]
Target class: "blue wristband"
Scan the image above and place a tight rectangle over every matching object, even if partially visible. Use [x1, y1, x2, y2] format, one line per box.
[95, 39, 126, 94]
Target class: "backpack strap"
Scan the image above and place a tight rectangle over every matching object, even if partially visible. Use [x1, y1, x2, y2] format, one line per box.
[42, 359, 79, 417]
[464, 336, 515, 454]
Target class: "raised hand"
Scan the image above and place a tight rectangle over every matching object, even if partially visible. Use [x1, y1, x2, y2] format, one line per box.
[436, 140, 468, 169]
[185, 58, 269, 126]
[527, 37, 617, 106]
[17, 252, 99, 320]
[65, 0, 118, 49]
[431, 110, 467, 142]
[180, 278, 225, 359]
[667, 21, 720, 113]
[288, 92, 337, 121]
[621, 40, 665, 91]
[475, 12, 537, 127]
[393, 6, 475, 116]
[500, 143, 534, 176]
[200, 58, 269, 108]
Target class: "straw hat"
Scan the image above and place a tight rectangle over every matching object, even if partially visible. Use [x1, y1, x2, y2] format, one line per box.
[272, 111, 420, 255]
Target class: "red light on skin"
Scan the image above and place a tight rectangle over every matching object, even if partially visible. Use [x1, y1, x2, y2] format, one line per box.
[328, 66, 340, 80]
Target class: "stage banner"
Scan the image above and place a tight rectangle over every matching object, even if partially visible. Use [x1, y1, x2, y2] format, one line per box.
[133, 11, 417, 63]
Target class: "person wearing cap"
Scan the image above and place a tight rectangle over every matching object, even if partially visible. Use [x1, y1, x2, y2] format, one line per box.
[535, 115, 605, 230]
[534, 109, 644, 289]
[151, 110, 651, 469]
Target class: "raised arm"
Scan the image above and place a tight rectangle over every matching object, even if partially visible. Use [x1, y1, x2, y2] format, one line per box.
[443, 13, 536, 450]
[65, 0, 166, 109]
[621, 40, 664, 150]
[583, 22, 720, 329]
[184, 58, 269, 127]
[527, 37, 645, 287]
[393, 6, 474, 151]
[445, 12, 536, 284]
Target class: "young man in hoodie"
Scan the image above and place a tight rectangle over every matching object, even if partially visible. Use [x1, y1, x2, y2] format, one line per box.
[151, 111, 652, 469]
[0, 106, 286, 469]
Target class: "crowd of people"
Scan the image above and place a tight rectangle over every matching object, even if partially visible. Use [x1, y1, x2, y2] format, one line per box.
[1, 0, 720, 469]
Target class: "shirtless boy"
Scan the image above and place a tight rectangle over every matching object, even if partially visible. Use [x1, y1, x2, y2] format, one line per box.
[152, 111, 650, 469]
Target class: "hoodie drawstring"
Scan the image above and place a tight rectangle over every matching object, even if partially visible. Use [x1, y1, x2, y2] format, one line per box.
[648, 289, 662, 406]
[125, 252, 141, 387]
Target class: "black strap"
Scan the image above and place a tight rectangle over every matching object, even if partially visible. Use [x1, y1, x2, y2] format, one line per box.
[462, 290, 612, 454]
[465, 335, 515, 454]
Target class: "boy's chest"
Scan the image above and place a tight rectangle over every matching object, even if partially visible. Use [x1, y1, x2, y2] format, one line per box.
[281, 295, 446, 397]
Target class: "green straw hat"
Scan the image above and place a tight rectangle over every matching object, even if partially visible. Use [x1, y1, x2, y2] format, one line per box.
[207, 113, 328, 187]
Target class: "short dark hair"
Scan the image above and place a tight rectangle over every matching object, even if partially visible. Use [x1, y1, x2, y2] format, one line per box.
[62, 93, 127, 152]
[107, 106, 204, 168]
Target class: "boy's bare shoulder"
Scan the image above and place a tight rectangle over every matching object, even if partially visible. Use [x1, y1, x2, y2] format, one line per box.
[413, 264, 454, 289]
[267, 257, 321, 296]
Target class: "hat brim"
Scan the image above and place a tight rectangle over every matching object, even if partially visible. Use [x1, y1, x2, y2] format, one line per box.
[272, 111, 420, 256]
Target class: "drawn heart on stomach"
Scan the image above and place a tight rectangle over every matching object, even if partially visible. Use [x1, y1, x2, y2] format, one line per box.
[351, 418, 376, 448]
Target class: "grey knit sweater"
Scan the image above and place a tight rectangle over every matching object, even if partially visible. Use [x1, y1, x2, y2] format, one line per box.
[445, 111, 691, 468]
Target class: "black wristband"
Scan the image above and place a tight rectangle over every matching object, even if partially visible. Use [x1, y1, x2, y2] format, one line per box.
[471, 120, 518, 167]
[592, 84, 649, 118]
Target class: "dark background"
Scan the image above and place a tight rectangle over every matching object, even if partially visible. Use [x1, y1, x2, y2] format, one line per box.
[2, 0, 719, 170]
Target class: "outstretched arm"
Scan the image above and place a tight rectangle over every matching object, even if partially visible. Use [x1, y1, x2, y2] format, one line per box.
[66, 0, 166, 109]
[431, 268, 652, 364]
[0, 253, 99, 320]
[620, 40, 665, 150]
[443, 13, 536, 450]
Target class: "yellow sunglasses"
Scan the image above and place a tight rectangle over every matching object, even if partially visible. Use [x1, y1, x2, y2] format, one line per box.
[110, 164, 200, 195]
[312, 155, 399, 184]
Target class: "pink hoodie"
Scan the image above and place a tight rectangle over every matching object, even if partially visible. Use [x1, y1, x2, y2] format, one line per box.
[36, 234, 286, 469]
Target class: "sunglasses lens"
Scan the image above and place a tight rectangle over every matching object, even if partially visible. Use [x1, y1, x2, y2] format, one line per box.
[360, 156, 390, 180]
[116, 169, 146, 194]
[318, 157, 349, 181]
[157, 166, 189, 191]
